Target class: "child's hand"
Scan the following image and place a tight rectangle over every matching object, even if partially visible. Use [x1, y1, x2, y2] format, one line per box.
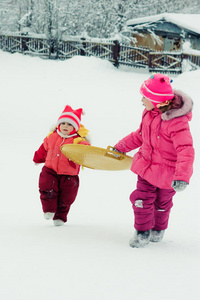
[172, 180, 188, 192]
[112, 147, 125, 158]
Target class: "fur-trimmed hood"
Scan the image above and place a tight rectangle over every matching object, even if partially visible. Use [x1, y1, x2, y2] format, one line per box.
[161, 89, 193, 121]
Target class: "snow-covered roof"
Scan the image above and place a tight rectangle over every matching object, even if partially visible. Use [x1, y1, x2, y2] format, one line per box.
[127, 13, 200, 36]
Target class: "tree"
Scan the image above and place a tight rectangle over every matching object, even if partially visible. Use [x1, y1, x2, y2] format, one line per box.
[0, 0, 200, 38]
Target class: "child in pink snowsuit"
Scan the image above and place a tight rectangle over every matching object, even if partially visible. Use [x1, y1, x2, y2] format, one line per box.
[114, 74, 194, 248]
[33, 105, 90, 226]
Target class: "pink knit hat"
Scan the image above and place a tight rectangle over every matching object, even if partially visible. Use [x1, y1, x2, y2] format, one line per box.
[57, 105, 83, 131]
[140, 73, 174, 107]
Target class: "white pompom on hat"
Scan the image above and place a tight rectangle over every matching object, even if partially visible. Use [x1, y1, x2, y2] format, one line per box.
[57, 105, 83, 131]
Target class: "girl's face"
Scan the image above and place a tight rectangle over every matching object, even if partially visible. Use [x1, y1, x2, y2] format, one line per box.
[141, 97, 155, 111]
[59, 122, 75, 135]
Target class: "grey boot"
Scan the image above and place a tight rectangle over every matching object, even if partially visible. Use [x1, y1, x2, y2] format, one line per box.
[150, 230, 165, 242]
[129, 230, 151, 248]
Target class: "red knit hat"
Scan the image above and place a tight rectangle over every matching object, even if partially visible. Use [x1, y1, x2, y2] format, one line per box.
[57, 105, 83, 131]
[140, 73, 174, 107]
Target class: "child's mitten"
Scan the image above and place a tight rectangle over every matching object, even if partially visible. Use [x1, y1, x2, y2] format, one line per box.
[113, 147, 125, 158]
[172, 180, 188, 192]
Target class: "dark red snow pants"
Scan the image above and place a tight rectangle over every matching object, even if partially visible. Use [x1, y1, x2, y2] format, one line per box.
[39, 166, 79, 222]
[130, 176, 176, 231]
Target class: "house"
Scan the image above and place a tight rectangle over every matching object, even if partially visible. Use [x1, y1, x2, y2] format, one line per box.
[127, 13, 200, 51]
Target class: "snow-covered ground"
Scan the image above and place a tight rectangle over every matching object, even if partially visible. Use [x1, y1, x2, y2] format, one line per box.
[0, 51, 199, 300]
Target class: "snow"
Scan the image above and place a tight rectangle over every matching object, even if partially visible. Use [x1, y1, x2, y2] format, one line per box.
[0, 50, 200, 300]
[182, 40, 200, 56]
[127, 13, 200, 36]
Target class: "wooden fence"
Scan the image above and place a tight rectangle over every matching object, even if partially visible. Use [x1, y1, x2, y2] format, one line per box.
[0, 33, 200, 73]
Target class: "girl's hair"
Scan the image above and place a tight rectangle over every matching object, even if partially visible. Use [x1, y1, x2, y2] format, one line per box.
[158, 94, 183, 113]
[158, 101, 172, 113]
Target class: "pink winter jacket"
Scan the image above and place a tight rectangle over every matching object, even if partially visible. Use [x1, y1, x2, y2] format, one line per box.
[115, 90, 195, 189]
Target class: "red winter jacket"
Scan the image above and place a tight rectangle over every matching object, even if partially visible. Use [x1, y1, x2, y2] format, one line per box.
[115, 90, 195, 189]
[33, 130, 90, 175]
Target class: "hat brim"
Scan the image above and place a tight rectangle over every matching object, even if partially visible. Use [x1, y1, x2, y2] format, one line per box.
[57, 118, 79, 131]
[140, 83, 174, 104]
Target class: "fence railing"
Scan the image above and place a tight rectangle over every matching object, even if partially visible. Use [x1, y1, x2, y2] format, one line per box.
[0, 33, 200, 73]
[148, 52, 183, 73]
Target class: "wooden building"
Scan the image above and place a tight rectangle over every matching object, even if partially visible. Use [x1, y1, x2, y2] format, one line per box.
[127, 13, 200, 51]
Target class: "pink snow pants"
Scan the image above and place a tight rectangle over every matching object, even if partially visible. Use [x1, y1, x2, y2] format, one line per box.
[39, 166, 79, 222]
[130, 176, 176, 231]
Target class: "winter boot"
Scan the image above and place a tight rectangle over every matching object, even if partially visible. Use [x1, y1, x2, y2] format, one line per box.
[53, 219, 65, 226]
[129, 230, 151, 248]
[44, 212, 55, 220]
[150, 230, 165, 242]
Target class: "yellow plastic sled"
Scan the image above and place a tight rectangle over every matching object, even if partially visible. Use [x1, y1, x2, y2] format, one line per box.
[61, 145, 133, 171]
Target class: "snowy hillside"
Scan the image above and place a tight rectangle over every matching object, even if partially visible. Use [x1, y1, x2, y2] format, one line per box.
[0, 51, 200, 300]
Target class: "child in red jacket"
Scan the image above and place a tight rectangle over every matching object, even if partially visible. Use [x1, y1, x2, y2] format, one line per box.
[33, 105, 90, 226]
[114, 74, 194, 248]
